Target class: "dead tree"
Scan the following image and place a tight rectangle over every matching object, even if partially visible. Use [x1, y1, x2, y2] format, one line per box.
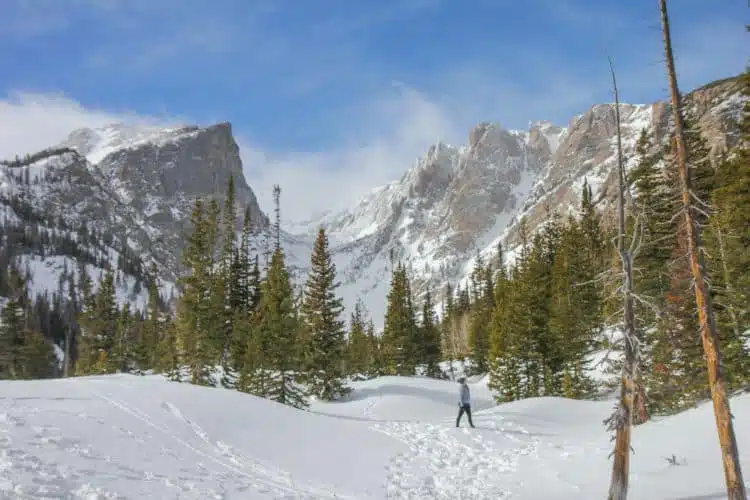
[605, 56, 640, 500]
[658, 1, 747, 498]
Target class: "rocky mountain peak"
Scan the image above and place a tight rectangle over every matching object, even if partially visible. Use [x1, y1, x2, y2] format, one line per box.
[2, 120, 268, 297]
[2, 75, 744, 333]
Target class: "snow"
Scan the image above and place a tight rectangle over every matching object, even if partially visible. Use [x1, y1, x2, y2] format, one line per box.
[1, 374, 748, 499]
[61, 123, 199, 166]
[19, 254, 177, 315]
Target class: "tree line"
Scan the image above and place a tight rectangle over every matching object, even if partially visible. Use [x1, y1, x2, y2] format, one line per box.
[1, 70, 748, 415]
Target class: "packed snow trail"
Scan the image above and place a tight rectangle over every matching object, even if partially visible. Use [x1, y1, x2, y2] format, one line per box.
[371, 416, 540, 499]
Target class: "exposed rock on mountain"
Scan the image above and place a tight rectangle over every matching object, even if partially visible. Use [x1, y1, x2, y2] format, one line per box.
[311, 75, 746, 327]
[0, 122, 268, 307]
[1, 75, 745, 331]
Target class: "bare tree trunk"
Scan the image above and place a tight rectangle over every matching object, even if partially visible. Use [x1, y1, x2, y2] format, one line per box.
[606, 56, 639, 500]
[658, 1, 747, 498]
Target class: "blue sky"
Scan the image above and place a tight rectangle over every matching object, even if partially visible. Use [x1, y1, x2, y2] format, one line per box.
[0, 0, 747, 220]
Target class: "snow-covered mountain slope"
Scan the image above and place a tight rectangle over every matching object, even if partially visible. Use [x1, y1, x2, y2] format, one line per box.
[1, 374, 748, 499]
[0, 122, 269, 312]
[305, 76, 746, 327]
[2, 76, 744, 331]
[0, 149, 164, 307]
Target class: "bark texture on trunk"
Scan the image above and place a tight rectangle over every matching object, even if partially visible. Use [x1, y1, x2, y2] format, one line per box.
[659, 1, 747, 498]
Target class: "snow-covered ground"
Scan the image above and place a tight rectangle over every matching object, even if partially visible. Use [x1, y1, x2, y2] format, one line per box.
[1, 374, 748, 499]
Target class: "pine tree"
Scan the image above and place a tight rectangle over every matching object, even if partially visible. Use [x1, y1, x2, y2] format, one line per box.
[707, 71, 750, 389]
[154, 314, 179, 376]
[16, 328, 56, 379]
[136, 263, 162, 372]
[440, 283, 457, 379]
[381, 263, 418, 375]
[366, 319, 385, 377]
[219, 176, 238, 388]
[93, 269, 118, 373]
[0, 265, 28, 379]
[420, 289, 442, 378]
[112, 303, 136, 373]
[255, 187, 308, 408]
[175, 199, 214, 385]
[468, 255, 493, 374]
[76, 269, 118, 375]
[259, 248, 308, 408]
[347, 299, 371, 379]
[548, 218, 600, 398]
[302, 228, 349, 400]
[488, 259, 521, 401]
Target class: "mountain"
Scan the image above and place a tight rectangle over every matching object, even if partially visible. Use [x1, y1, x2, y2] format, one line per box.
[310, 75, 747, 328]
[1, 75, 745, 332]
[0, 122, 269, 314]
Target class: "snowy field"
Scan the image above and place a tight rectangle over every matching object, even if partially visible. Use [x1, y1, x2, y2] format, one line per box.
[0, 375, 748, 499]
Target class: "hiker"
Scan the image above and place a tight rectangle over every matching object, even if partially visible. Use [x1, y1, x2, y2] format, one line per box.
[456, 377, 475, 428]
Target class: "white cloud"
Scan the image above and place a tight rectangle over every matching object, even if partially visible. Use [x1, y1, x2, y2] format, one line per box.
[0, 92, 173, 159]
[241, 84, 465, 223]
[0, 86, 463, 224]
[0, 8, 744, 225]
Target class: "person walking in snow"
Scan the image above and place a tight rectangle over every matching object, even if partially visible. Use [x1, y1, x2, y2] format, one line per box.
[456, 377, 475, 428]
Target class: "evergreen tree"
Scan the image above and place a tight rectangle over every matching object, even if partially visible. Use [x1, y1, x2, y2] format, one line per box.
[381, 263, 418, 375]
[16, 328, 56, 379]
[175, 199, 214, 385]
[219, 176, 238, 387]
[136, 263, 162, 372]
[258, 248, 308, 408]
[112, 303, 136, 373]
[302, 228, 349, 400]
[468, 255, 493, 374]
[548, 218, 601, 398]
[0, 265, 29, 378]
[366, 319, 385, 377]
[488, 243, 517, 400]
[347, 299, 371, 379]
[706, 71, 750, 389]
[420, 289, 442, 378]
[440, 283, 457, 379]
[76, 269, 118, 374]
[154, 314, 179, 376]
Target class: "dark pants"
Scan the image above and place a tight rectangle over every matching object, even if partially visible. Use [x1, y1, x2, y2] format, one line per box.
[456, 404, 475, 427]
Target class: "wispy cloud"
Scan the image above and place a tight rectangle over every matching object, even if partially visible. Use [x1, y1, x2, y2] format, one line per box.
[0, 91, 174, 159]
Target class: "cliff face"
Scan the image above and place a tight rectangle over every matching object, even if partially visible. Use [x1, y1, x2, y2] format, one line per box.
[2, 76, 744, 329]
[57, 122, 267, 279]
[302, 75, 746, 327]
[506, 76, 746, 246]
[0, 122, 268, 311]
